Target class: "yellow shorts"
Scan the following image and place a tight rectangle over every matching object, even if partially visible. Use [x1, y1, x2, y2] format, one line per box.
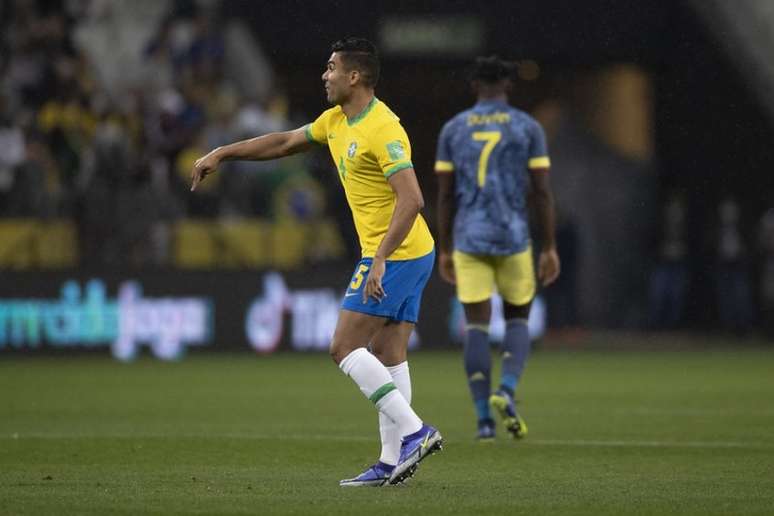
[452, 247, 536, 306]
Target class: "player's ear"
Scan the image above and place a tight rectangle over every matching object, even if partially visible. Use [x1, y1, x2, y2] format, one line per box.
[349, 69, 360, 86]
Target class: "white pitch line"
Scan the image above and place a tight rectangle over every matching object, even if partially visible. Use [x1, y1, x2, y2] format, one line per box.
[536, 407, 774, 417]
[3, 432, 774, 450]
[0, 432, 374, 443]
[527, 438, 774, 449]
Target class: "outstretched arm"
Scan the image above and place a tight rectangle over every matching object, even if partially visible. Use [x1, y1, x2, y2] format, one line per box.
[362, 168, 425, 303]
[190, 126, 314, 191]
[529, 169, 560, 286]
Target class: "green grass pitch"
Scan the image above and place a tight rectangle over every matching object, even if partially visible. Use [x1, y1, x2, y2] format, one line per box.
[1, 344, 773, 515]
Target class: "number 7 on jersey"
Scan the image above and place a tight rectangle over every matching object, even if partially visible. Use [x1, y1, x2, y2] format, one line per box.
[472, 131, 501, 187]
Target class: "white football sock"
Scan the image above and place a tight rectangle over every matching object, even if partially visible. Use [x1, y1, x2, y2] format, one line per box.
[339, 348, 422, 438]
[379, 361, 412, 465]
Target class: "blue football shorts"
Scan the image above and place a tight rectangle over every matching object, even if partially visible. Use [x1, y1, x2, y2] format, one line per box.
[341, 249, 435, 323]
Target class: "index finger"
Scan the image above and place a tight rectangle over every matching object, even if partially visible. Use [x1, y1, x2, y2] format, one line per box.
[362, 280, 371, 304]
[190, 171, 201, 192]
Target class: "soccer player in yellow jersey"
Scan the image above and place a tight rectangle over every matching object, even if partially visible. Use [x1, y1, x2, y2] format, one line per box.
[191, 37, 441, 486]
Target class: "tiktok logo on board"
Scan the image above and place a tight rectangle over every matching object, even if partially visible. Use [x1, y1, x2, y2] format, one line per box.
[244, 272, 420, 353]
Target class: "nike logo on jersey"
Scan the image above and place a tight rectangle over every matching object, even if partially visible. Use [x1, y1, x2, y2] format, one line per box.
[344, 292, 358, 297]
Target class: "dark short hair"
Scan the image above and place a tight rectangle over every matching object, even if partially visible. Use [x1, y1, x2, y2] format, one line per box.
[331, 37, 380, 88]
[470, 55, 514, 84]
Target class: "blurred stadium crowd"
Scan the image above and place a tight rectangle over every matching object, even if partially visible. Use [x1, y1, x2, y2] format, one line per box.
[1, 0, 773, 336]
[0, 0, 336, 267]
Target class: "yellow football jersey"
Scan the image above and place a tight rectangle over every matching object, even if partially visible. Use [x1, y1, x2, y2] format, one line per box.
[305, 97, 434, 260]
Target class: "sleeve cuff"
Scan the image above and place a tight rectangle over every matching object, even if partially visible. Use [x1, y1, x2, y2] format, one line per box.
[304, 124, 320, 144]
[384, 162, 414, 178]
[528, 156, 551, 169]
[434, 160, 454, 173]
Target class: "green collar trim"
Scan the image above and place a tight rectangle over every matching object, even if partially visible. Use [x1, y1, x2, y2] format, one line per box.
[347, 97, 378, 126]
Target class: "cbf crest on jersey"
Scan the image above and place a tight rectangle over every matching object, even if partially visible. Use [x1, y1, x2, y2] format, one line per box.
[347, 141, 357, 158]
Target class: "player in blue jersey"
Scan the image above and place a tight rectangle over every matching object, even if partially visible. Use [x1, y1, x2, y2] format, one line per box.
[435, 56, 560, 440]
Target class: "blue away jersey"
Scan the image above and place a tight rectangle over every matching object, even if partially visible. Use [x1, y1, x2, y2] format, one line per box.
[435, 99, 550, 255]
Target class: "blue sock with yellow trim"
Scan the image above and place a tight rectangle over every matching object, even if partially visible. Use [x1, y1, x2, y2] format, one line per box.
[500, 319, 530, 397]
[464, 324, 492, 422]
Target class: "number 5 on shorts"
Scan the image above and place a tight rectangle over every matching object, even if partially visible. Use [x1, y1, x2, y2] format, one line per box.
[350, 264, 369, 290]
